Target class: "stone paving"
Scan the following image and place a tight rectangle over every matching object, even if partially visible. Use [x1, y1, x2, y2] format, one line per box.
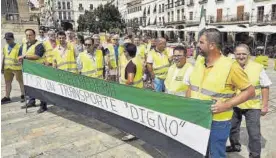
[1, 55, 276, 157]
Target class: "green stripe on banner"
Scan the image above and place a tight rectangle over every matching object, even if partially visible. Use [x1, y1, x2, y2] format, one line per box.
[23, 60, 212, 129]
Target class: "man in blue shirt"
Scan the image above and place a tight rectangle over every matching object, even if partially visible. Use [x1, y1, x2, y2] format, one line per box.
[19, 29, 47, 114]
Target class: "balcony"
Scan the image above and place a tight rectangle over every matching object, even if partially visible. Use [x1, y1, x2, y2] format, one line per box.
[187, 1, 194, 7]
[175, 0, 185, 7]
[165, 19, 186, 26]
[208, 13, 250, 24]
[254, 0, 271, 2]
[254, 12, 276, 25]
[198, 0, 208, 4]
[186, 20, 200, 26]
[165, 3, 174, 9]
[215, 0, 224, 3]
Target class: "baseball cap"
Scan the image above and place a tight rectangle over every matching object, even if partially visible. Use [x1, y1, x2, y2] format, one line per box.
[4, 32, 14, 40]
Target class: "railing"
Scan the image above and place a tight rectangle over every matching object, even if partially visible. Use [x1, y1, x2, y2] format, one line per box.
[198, 0, 208, 4]
[187, 1, 194, 7]
[255, 12, 276, 24]
[215, 0, 224, 2]
[175, 0, 185, 7]
[208, 13, 250, 24]
[165, 3, 174, 9]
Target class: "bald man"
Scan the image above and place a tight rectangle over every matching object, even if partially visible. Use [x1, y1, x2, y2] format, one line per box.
[146, 38, 171, 92]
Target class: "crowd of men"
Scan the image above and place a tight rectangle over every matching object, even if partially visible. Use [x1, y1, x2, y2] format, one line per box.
[1, 27, 272, 158]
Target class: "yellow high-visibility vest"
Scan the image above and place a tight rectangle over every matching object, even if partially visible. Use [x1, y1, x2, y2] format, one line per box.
[136, 45, 146, 63]
[43, 40, 58, 64]
[149, 49, 170, 80]
[238, 60, 263, 109]
[78, 50, 104, 79]
[52, 44, 77, 73]
[22, 41, 44, 64]
[107, 45, 124, 69]
[165, 63, 192, 95]
[120, 57, 143, 88]
[190, 56, 236, 121]
[3, 43, 21, 70]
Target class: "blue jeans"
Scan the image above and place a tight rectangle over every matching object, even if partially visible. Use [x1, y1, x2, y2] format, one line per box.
[154, 78, 165, 92]
[209, 120, 231, 158]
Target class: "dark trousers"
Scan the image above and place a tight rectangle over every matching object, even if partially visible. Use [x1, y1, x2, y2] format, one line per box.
[229, 107, 261, 158]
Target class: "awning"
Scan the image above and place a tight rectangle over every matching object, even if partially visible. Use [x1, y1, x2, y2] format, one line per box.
[248, 25, 276, 34]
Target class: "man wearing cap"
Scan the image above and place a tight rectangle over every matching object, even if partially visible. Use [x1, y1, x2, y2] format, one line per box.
[18, 29, 47, 113]
[1, 32, 25, 103]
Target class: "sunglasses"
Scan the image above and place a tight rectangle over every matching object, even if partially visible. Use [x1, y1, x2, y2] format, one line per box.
[84, 44, 92, 46]
[112, 39, 119, 41]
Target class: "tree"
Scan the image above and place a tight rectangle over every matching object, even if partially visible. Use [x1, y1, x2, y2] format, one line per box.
[77, 4, 126, 33]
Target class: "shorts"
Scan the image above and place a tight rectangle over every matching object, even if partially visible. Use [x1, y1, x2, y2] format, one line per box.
[4, 69, 23, 82]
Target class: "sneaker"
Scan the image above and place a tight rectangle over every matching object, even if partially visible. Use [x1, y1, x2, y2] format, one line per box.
[21, 102, 35, 109]
[121, 134, 136, 141]
[20, 95, 25, 103]
[226, 146, 241, 152]
[1, 97, 11, 104]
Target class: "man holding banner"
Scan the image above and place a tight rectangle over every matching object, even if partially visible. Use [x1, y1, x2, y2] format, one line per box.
[165, 45, 193, 97]
[18, 29, 47, 112]
[186, 28, 255, 158]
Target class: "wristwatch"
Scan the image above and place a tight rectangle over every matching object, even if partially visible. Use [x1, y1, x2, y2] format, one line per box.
[23, 56, 27, 59]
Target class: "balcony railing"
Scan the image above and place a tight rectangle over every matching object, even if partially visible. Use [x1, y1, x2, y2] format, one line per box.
[209, 13, 250, 24]
[215, 0, 224, 2]
[198, 0, 208, 4]
[165, 3, 174, 9]
[175, 0, 185, 7]
[254, 0, 271, 2]
[255, 12, 276, 24]
[187, 1, 194, 7]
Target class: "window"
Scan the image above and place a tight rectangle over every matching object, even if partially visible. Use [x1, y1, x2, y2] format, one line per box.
[168, 12, 170, 22]
[162, 4, 164, 12]
[62, 2, 66, 9]
[189, 11, 193, 20]
[177, 10, 180, 21]
[59, 12, 62, 19]
[182, 9, 185, 20]
[148, 6, 150, 14]
[68, 12, 71, 20]
[79, 3, 83, 11]
[58, 2, 61, 9]
[67, 2, 70, 9]
[257, 6, 264, 22]
[159, 17, 162, 23]
[90, 4, 93, 10]
[159, 5, 161, 13]
[182, 0, 185, 5]
[63, 12, 67, 20]
[272, 4, 276, 20]
[171, 11, 174, 21]
[171, 0, 174, 8]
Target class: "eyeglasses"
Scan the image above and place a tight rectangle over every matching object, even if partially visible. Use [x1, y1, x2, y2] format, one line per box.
[84, 44, 92, 47]
[112, 39, 119, 41]
[39, 32, 44, 33]
[173, 55, 185, 58]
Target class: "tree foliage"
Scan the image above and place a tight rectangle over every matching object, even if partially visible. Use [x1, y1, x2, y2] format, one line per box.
[77, 4, 126, 33]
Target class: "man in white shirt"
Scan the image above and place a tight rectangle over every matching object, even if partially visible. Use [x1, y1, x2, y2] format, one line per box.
[164, 45, 193, 96]
[36, 28, 47, 42]
[226, 44, 272, 158]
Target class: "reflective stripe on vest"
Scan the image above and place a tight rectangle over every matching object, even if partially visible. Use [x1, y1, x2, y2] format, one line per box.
[57, 61, 77, 68]
[190, 85, 235, 99]
[3, 44, 22, 70]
